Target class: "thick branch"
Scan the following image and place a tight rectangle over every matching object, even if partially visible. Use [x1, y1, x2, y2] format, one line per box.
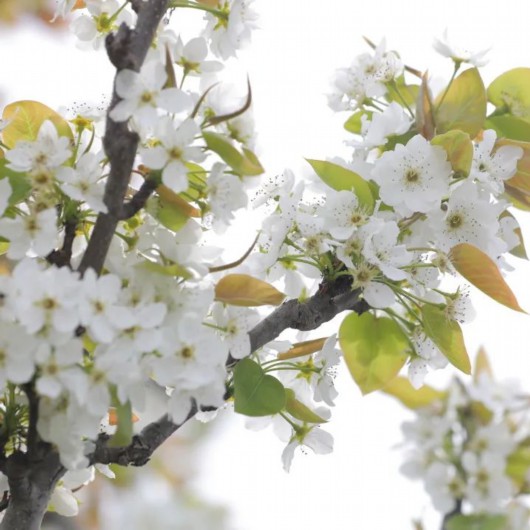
[0, 451, 64, 530]
[78, 0, 169, 276]
[91, 275, 369, 467]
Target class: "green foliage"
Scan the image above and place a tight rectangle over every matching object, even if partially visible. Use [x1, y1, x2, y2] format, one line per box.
[284, 389, 327, 423]
[306, 159, 375, 212]
[435, 68, 487, 138]
[339, 312, 409, 394]
[488, 67, 530, 119]
[0, 159, 31, 205]
[421, 304, 471, 374]
[445, 514, 507, 530]
[233, 359, 286, 416]
[203, 131, 263, 176]
[431, 130, 473, 176]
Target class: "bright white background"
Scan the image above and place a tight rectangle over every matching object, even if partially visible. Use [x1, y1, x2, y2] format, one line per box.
[3, 1, 530, 528]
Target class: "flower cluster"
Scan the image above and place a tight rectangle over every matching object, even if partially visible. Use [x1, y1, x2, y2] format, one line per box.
[251, 37, 525, 391]
[398, 355, 530, 528]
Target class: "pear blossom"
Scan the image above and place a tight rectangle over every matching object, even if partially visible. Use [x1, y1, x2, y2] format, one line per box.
[371, 134, 452, 215]
[356, 101, 412, 149]
[206, 163, 248, 232]
[71, 0, 135, 49]
[0, 207, 58, 260]
[204, 0, 259, 60]
[323, 189, 368, 240]
[328, 40, 403, 111]
[470, 129, 523, 193]
[5, 120, 71, 174]
[212, 304, 257, 359]
[429, 180, 502, 254]
[56, 151, 107, 212]
[173, 36, 222, 76]
[282, 425, 333, 472]
[110, 60, 192, 128]
[433, 29, 490, 67]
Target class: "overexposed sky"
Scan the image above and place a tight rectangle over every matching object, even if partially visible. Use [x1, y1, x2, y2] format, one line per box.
[3, 1, 530, 529]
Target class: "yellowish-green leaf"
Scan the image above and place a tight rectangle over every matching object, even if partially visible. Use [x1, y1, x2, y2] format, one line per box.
[446, 514, 507, 530]
[435, 68, 487, 138]
[507, 447, 530, 492]
[277, 337, 327, 360]
[450, 243, 525, 312]
[488, 67, 530, 119]
[382, 376, 445, 409]
[421, 304, 471, 374]
[485, 115, 530, 142]
[339, 312, 409, 395]
[284, 389, 327, 423]
[386, 77, 419, 108]
[415, 72, 435, 140]
[138, 260, 192, 280]
[500, 210, 527, 259]
[431, 130, 473, 176]
[203, 132, 264, 176]
[473, 346, 493, 383]
[156, 184, 201, 217]
[0, 159, 31, 205]
[2, 100, 73, 148]
[496, 138, 530, 210]
[470, 400, 493, 425]
[215, 274, 285, 306]
[306, 159, 374, 212]
[344, 110, 372, 134]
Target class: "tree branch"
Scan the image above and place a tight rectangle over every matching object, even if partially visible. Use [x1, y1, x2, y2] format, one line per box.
[78, 0, 169, 276]
[118, 178, 158, 220]
[441, 500, 462, 530]
[91, 274, 369, 466]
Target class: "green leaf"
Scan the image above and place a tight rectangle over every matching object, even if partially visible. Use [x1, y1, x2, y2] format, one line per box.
[435, 68, 487, 138]
[0, 159, 31, 205]
[284, 389, 327, 423]
[1, 100, 73, 148]
[386, 77, 419, 108]
[233, 359, 286, 416]
[108, 387, 134, 448]
[431, 130, 473, 176]
[488, 67, 530, 119]
[445, 514, 507, 530]
[306, 159, 374, 212]
[339, 312, 409, 394]
[507, 446, 530, 492]
[485, 114, 530, 142]
[382, 376, 445, 409]
[421, 304, 471, 374]
[147, 194, 190, 233]
[203, 132, 264, 176]
[344, 110, 372, 134]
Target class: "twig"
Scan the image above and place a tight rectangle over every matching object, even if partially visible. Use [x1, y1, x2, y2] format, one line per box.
[91, 274, 369, 466]
[119, 178, 158, 220]
[46, 218, 78, 268]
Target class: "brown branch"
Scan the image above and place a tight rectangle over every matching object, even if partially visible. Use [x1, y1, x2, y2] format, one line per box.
[119, 178, 158, 220]
[46, 218, 78, 268]
[91, 275, 369, 467]
[441, 500, 462, 530]
[78, 0, 170, 276]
